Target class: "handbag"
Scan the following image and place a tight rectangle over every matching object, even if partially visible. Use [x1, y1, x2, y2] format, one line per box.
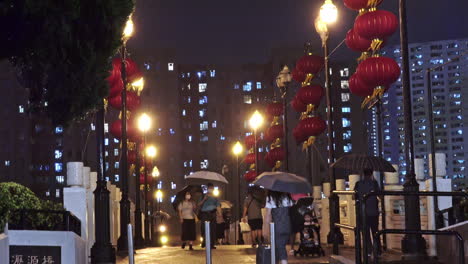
[240, 222, 251, 233]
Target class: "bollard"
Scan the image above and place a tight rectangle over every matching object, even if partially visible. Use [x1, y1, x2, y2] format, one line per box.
[270, 222, 275, 264]
[205, 221, 211, 264]
[128, 224, 134, 264]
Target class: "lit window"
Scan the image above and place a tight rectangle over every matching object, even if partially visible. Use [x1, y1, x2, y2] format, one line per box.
[5, 160, 10, 166]
[168, 63, 174, 71]
[200, 159, 209, 169]
[340, 80, 349, 89]
[105, 138, 109, 146]
[340, 68, 349, 77]
[91, 123, 96, 131]
[114, 138, 119, 143]
[18, 105, 24, 113]
[200, 135, 208, 142]
[105, 151, 109, 157]
[199, 83, 207, 93]
[114, 149, 119, 156]
[343, 131, 351, 140]
[256, 82, 262, 89]
[199, 96, 208, 105]
[343, 144, 352, 153]
[171, 195, 176, 203]
[56, 176, 64, 183]
[184, 161, 188, 167]
[55, 126, 63, 134]
[342, 107, 351, 113]
[144, 63, 151, 70]
[234, 84, 240, 90]
[157, 181, 163, 190]
[171, 182, 177, 190]
[341, 93, 350, 102]
[115, 175, 120, 182]
[55, 163, 63, 172]
[220, 135, 226, 140]
[55, 150, 62, 159]
[243, 82, 252, 92]
[212, 121, 217, 128]
[187, 96, 191, 103]
[188, 135, 193, 142]
[104, 123, 109, 133]
[199, 109, 206, 118]
[115, 162, 119, 169]
[210, 70, 216, 77]
[342, 118, 351, 128]
[244, 95, 252, 104]
[200, 121, 208, 131]
[182, 109, 186, 116]
[189, 160, 193, 167]
[170, 128, 175, 135]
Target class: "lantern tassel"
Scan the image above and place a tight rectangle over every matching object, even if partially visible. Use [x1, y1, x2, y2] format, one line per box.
[303, 73, 314, 86]
[272, 160, 282, 171]
[249, 164, 256, 170]
[367, 0, 380, 8]
[361, 96, 371, 109]
[270, 116, 280, 126]
[370, 39, 384, 52]
[270, 138, 281, 149]
[302, 136, 317, 151]
[357, 52, 370, 62]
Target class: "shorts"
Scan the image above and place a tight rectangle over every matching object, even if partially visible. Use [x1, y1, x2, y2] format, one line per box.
[248, 218, 263, 231]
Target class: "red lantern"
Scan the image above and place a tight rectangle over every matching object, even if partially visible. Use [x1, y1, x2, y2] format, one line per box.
[297, 84, 324, 106]
[110, 119, 138, 140]
[291, 95, 307, 113]
[267, 124, 284, 141]
[349, 73, 373, 97]
[354, 10, 398, 41]
[244, 153, 256, 164]
[296, 54, 324, 75]
[109, 79, 124, 98]
[269, 147, 285, 162]
[344, 0, 382, 11]
[292, 68, 306, 83]
[345, 28, 372, 52]
[266, 102, 283, 117]
[293, 124, 307, 144]
[108, 91, 141, 111]
[299, 117, 326, 138]
[244, 135, 257, 149]
[244, 171, 257, 182]
[128, 150, 137, 164]
[111, 57, 143, 83]
[357, 56, 400, 88]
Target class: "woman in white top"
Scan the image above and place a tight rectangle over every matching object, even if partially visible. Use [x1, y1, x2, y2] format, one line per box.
[178, 192, 197, 250]
[264, 190, 294, 264]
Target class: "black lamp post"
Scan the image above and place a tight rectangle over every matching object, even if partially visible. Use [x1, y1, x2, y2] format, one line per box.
[399, 0, 427, 257]
[133, 141, 144, 249]
[276, 66, 292, 172]
[232, 141, 244, 245]
[90, 103, 116, 264]
[137, 113, 152, 245]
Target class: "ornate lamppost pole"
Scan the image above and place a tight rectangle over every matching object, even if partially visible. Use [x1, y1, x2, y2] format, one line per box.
[315, 0, 343, 255]
[137, 113, 152, 245]
[232, 141, 244, 244]
[145, 145, 158, 245]
[276, 66, 292, 171]
[249, 111, 264, 176]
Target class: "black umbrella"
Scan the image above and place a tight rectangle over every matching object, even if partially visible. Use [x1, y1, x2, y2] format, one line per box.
[171, 185, 203, 211]
[331, 154, 396, 172]
[253, 171, 312, 194]
[295, 197, 315, 216]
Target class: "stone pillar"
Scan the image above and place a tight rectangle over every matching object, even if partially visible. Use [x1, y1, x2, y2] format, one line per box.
[87, 172, 96, 260]
[383, 165, 404, 250]
[414, 158, 425, 181]
[321, 182, 330, 244]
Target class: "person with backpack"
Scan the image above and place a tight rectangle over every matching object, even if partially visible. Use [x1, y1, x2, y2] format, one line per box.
[354, 168, 382, 256]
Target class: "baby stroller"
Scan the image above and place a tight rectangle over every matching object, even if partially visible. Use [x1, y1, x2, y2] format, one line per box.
[293, 198, 325, 257]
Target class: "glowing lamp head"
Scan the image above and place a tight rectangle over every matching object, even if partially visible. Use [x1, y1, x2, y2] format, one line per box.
[249, 110, 264, 130]
[146, 145, 157, 158]
[152, 166, 160, 177]
[123, 17, 134, 40]
[232, 141, 243, 156]
[155, 190, 163, 200]
[213, 188, 220, 197]
[319, 0, 338, 24]
[131, 77, 145, 93]
[159, 225, 167, 233]
[137, 113, 152, 133]
[160, 235, 169, 244]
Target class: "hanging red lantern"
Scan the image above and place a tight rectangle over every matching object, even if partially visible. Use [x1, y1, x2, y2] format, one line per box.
[269, 147, 285, 162]
[109, 78, 124, 98]
[297, 84, 324, 107]
[357, 56, 400, 89]
[244, 153, 256, 164]
[344, 0, 382, 11]
[110, 119, 138, 140]
[128, 150, 137, 164]
[244, 171, 257, 182]
[291, 95, 307, 113]
[293, 124, 307, 144]
[111, 57, 143, 83]
[345, 28, 372, 52]
[267, 124, 284, 141]
[292, 68, 307, 83]
[108, 91, 141, 111]
[354, 10, 398, 51]
[349, 72, 374, 98]
[296, 54, 324, 76]
[244, 135, 257, 149]
[266, 102, 283, 117]
[299, 117, 327, 139]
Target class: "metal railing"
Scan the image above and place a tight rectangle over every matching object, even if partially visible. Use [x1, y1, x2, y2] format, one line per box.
[361, 191, 468, 264]
[8, 209, 81, 236]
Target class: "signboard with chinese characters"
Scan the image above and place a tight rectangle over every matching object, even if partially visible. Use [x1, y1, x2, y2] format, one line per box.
[10, 245, 61, 264]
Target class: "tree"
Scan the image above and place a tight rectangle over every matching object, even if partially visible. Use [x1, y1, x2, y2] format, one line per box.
[1, 0, 134, 125]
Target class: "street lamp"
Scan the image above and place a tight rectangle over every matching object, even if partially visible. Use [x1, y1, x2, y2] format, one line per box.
[117, 16, 134, 253]
[232, 141, 244, 245]
[315, 3, 343, 254]
[146, 145, 158, 245]
[151, 166, 160, 178]
[249, 110, 264, 176]
[276, 66, 292, 172]
[137, 113, 152, 246]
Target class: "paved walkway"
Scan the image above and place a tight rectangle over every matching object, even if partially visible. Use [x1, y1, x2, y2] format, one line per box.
[117, 245, 332, 264]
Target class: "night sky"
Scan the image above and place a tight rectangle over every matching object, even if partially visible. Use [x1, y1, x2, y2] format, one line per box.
[129, 0, 468, 64]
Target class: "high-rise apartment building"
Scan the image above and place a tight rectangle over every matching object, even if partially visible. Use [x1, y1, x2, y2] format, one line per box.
[375, 38, 468, 189]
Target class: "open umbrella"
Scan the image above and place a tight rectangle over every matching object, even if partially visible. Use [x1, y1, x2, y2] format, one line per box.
[331, 153, 396, 172]
[253, 171, 312, 194]
[171, 185, 203, 211]
[185, 171, 229, 185]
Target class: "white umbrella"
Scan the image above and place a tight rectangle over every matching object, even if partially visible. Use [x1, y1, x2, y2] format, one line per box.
[185, 171, 229, 185]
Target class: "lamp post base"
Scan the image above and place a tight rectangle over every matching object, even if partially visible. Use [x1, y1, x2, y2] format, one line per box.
[90, 243, 116, 264]
[117, 199, 131, 252]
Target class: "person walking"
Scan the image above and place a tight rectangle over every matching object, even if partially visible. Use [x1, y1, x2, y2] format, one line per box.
[242, 188, 264, 248]
[354, 168, 382, 256]
[198, 183, 221, 249]
[263, 190, 294, 264]
[178, 192, 197, 250]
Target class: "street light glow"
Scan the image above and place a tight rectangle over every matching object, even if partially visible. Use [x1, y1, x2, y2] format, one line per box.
[146, 145, 157, 158]
[160, 235, 169, 244]
[131, 77, 145, 92]
[315, 17, 329, 35]
[249, 110, 264, 131]
[159, 225, 167, 233]
[213, 188, 220, 197]
[232, 141, 243, 156]
[123, 17, 134, 40]
[155, 190, 163, 200]
[138, 113, 152, 133]
[152, 166, 160, 178]
[319, 0, 338, 24]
